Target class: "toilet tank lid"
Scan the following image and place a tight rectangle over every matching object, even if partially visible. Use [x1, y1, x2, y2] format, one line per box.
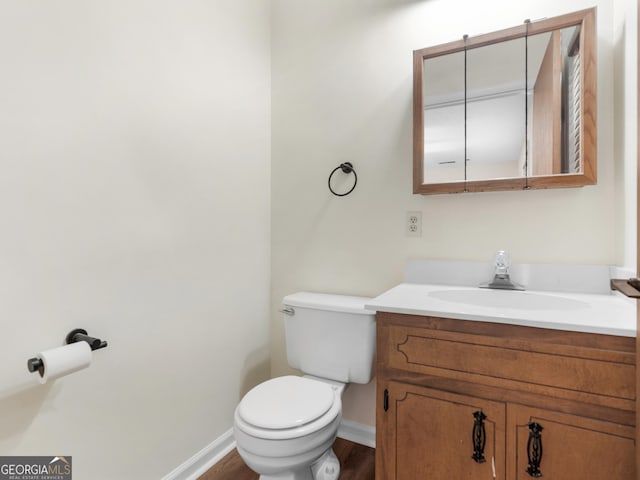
[283, 292, 375, 315]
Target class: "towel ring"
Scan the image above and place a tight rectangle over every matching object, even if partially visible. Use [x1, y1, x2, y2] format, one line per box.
[328, 162, 357, 197]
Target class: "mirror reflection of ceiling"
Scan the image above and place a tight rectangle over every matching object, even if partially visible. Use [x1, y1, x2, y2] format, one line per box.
[422, 33, 553, 170]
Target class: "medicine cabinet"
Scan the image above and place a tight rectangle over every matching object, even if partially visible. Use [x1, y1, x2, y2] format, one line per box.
[413, 8, 596, 194]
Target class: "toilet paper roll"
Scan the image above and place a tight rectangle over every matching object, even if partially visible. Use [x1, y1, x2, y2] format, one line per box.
[37, 342, 92, 384]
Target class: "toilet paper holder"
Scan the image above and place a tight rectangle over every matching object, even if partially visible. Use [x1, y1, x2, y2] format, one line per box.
[27, 328, 108, 374]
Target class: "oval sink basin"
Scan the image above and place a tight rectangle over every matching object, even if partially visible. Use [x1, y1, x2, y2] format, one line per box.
[428, 289, 590, 311]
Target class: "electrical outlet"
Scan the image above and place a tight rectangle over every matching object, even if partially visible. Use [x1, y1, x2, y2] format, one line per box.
[406, 211, 422, 237]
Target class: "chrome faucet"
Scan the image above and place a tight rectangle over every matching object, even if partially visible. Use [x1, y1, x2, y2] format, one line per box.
[479, 251, 525, 291]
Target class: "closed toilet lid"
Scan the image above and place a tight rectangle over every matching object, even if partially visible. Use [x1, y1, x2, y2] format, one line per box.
[238, 376, 335, 430]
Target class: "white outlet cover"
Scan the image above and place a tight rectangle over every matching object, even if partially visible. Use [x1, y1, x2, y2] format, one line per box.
[406, 211, 422, 237]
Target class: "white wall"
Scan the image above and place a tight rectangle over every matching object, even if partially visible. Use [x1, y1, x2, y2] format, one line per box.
[271, 0, 636, 427]
[0, 1, 271, 479]
[614, 0, 638, 270]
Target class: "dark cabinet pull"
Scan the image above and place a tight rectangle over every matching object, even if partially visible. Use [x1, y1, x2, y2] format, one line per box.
[471, 410, 487, 463]
[383, 389, 389, 411]
[526, 422, 544, 477]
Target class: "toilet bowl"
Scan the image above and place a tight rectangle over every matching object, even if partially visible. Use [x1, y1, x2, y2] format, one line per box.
[234, 376, 344, 480]
[233, 292, 376, 480]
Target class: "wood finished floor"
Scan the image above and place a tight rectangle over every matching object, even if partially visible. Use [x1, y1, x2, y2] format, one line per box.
[198, 438, 375, 480]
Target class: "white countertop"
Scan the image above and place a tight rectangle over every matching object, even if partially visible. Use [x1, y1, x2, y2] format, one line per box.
[365, 283, 637, 337]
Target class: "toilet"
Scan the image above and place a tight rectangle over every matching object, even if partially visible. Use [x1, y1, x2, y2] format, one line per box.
[233, 292, 376, 480]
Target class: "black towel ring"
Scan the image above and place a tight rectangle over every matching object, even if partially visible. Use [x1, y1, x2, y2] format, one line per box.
[328, 162, 357, 197]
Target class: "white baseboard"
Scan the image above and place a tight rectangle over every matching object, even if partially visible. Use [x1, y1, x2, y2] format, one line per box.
[162, 420, 375, 479]
[161, 428, 236, 480]
[337, 419, 376, 448]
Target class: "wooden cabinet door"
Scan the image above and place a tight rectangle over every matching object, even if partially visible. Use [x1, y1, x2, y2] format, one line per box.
[378, 381, 506, 480]
[508, 404, 635, 479]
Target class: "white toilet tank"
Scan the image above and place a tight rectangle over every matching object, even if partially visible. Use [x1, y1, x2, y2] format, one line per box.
[282, 292, 376, 384]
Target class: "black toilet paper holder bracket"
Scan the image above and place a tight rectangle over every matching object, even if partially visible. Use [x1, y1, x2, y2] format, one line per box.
[27, 328, 108, 374]
[65, 328, 108, 351]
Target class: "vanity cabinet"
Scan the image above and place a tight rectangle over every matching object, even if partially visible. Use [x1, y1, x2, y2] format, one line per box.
[376, 312, 636, 480]
[508, 404, 634, 479]
[383, 381, 506, 479]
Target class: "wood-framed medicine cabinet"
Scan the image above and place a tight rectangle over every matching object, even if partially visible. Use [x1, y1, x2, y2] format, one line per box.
[413, 8, 597, 195]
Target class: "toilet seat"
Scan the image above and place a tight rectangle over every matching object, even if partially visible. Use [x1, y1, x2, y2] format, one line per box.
[235, 376, 342, 441]
[239, 376, 335, 429]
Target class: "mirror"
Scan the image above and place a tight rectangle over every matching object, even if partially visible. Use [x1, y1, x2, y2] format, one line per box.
[466, 37, 526, 182]
[413, 8, 596, 194]
[422, 51, 466, 183]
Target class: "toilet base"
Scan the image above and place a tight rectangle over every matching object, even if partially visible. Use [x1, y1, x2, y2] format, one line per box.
[311, 448, 340, 480]
[258, 448, 340, 480]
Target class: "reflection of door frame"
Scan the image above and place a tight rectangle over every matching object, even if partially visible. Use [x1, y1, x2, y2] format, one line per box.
[531, 29, 562, 176]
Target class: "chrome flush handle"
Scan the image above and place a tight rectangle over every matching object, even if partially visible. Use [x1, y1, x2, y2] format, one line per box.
[280, 307, 295, 316]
